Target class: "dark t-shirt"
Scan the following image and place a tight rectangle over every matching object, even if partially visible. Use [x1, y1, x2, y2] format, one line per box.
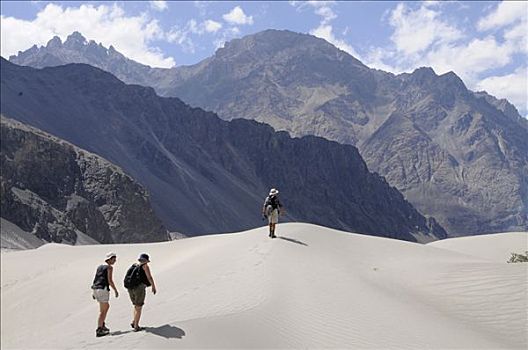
[91, 264, 109, 290]
[138, 263, 151, 287]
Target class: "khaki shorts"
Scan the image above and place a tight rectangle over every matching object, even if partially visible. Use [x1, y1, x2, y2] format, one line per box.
[128, 284, 146, 306]
[268, 209, 279, 224]
[92, 288, 110, 303]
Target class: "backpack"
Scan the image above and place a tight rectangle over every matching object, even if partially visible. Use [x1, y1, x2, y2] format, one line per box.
[265, 195, 280, 216]
[123, 264, 142, 289]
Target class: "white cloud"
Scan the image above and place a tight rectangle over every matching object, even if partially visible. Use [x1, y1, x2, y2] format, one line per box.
[150, 1, 168, 12]
[476, 66, 528, 113]
[424, 36, 516, 84]
[503, 20, 528, 55]
[389, 3, 463, 56]
[166, 19, 224, 53]
[478, 1, 528, 31]
[204, 19, 222, 33]
[167, 20, 199, 53]
[314, 5, 336, 25]
[363, 2, 527, 114]
[0, 3, 175, 68]
[292, 1, 360, 59]
[222, 6, 253, 25]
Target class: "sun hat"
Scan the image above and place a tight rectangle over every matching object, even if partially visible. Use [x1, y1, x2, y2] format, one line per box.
[138, 253, 150, 262]
[269, 188, 279, 196]
[105, 252, 117, 261]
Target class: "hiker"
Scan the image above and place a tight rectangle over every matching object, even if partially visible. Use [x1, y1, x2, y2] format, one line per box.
[124, 253, 157, 332]
[262, 188, 283, 238]
[91, 252, 119, 337]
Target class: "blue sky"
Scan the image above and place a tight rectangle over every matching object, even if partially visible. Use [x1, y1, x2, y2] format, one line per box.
[1, 1, 526, 115]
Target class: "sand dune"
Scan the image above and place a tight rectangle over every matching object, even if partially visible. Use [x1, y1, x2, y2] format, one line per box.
[428, 231, 527, 263]
[1, 223, 526, 349]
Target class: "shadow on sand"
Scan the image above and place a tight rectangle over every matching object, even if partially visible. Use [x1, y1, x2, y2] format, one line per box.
[145, 324, 186, 339]
[109, 330, 133, 336]
[109, 324, 185, 339]
[278, 236, 308, 246]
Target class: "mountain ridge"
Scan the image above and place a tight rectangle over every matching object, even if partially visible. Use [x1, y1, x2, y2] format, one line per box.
[8, 29, 528, 235]
[1, 57, 446, 241]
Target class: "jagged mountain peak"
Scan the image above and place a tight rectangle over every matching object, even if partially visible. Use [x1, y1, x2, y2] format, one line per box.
[65, 31, 87, 44]
[399, 67, 467, 96]
[46, 35, 62, 49]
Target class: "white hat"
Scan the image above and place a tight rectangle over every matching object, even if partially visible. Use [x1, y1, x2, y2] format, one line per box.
[269, 188, 279, 196]
[105, 252, 117, 261]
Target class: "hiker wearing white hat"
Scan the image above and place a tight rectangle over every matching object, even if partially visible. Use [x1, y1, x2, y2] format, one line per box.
[262, 188, 284, 238]
[91, 252, 119, 337]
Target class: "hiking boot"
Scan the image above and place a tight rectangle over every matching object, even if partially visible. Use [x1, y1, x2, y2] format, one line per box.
[102, 322, 109, 332]
[96, 327, 109, 337]
[133, 326, 145, 332]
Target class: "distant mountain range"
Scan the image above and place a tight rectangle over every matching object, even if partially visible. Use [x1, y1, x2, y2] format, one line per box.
[0, 57, 446, 242]
[1, 116, 167, 244]
[10, 30, 526, 235]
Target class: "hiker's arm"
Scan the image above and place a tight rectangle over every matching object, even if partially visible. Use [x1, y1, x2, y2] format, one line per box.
[279, 201, 285, 215]
[144, 264, 157, 294]
[107, 266, 119, 297]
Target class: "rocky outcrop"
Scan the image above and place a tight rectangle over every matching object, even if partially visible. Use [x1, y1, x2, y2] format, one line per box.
[0, 116, 168, 244]
[0, 59, 446, 241]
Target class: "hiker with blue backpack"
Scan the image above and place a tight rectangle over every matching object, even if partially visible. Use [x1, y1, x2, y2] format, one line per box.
[262, 188, 283, 238]
[123, 253, 157, 332]
[91, 252, 119, 337]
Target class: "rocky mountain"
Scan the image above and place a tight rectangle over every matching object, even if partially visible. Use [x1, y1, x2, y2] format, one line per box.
[12, 31, 523, 235]
[9, 32, 161, 88]
[0, 58, 446, 241]
[163, 31, 528, 236]
[1, 116, 168, 244]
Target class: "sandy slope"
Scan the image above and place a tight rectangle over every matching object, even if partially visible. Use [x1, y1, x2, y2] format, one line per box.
[1, 223, 526, 349]
[428, 232, 528, 263]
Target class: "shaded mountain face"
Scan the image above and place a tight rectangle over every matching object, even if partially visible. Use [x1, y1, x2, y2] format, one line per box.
[13, 30, 523, 235]
[1, 116, 167, 244]
[0, 58, 446, 241]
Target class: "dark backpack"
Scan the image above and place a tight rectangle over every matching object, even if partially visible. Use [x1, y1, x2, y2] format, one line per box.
[124, 264, 142, 289]
[266, 196, 279, 209]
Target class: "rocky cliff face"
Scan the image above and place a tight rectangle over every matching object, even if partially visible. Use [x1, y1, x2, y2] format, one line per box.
[1, 116, 168, 244]
[0, 58, 446, 241]
[10, 30, 526, 235]
[161, 32, 528, 236]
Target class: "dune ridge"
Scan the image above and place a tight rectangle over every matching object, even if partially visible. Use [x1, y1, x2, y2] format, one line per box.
[1, 223, 526, 349]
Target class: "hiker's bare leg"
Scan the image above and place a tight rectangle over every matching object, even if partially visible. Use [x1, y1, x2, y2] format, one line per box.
[133, 305, 143, 328]
[98, 302, 109, 328]
[271, 223, 276, 236]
